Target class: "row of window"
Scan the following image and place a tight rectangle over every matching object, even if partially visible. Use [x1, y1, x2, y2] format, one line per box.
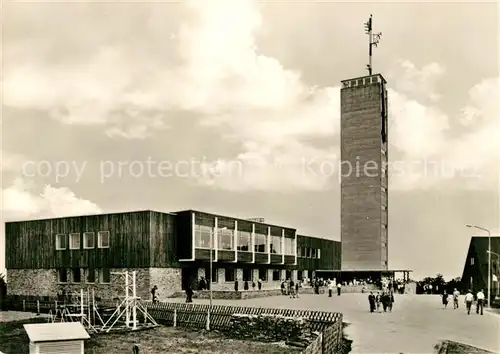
[297, 247, 321, 259]
[58, 268, 110, 284]
[194, 225, 296, 255]
[56, 231, 110, 250]
[204, 268, 293, 283]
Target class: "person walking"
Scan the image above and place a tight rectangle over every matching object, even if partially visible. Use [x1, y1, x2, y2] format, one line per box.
[476, 289, 485, 315]
[151, 285, 159, 303]
[381, 291, 390, 312]
[452, 288, 460, 309]
[328, 280, 334, 297]
[337, 282, 342, 296]
[185, 284, 193, 303]
[295, 281, 300, 298]
[375, 292, 381, 312]
[289, 279, 296, 298]
[442, 290, 449, 309]
[464, 289, 474, 315]
[388, 291, 394, 312]
[368, 292, 376, 313]
[258, 278, 262, 290]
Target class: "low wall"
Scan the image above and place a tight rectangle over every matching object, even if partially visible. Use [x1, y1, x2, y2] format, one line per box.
[169, 287, 326, 300]
[302, 321, 343, 354]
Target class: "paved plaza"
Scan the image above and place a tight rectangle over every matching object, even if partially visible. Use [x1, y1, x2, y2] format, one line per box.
[172, 293, 500, 353]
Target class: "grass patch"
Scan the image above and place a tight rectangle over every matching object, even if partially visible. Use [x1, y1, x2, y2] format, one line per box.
[0, 317, 301, 354]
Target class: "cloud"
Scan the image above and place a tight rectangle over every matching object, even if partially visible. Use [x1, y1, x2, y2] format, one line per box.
[178, 0, 498, 193]
[388, 60, 446, 102]
[0, 177, 102, 273]
[1, 178, 102, 220]
[3, 0, 498, 193]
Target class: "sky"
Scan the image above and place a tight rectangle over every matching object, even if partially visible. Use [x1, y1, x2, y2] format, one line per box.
[1, 0, 499, 281]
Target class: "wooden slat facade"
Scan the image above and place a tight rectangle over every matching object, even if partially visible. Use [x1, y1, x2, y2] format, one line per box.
[5, 209, 339, 274]
[5, 211, 151, 269]
[297, 235, 341, 271]
[149, 211, 178, 268]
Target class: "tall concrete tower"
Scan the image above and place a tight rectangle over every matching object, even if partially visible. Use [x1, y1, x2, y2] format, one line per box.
[340, 73, 388, 270]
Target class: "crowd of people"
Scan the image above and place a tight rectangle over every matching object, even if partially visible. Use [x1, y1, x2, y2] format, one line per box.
[441, 288, 485, 315]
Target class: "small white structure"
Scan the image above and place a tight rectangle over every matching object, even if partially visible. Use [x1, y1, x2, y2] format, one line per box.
[23, 322, 90, 354]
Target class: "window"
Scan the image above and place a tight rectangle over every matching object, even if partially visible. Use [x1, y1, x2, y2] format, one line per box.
[56, 234, 67, 250]
[205, 267, 218, 283]
[58, 269, 67, 283]
[312, 249, 317, 259]
[317, 249, 321, 259]
[285, 270, 292, 280]
[71, 268, 81, 283]
[194, 224, 213, 248]
[99, 268, 110, 283]
[69, 233, 80, 249]
[471, 257, 475, 265]
[302, 247, 307, 257]
[87, 268, 96, 283]
[272, 270, 280, 281]
[258, 268, 267, 281]
[83, 232, 95, 249]
[254, 233, 267, 253]
[284, 238, 294, 255]
[218, 227, 234, 250]
[298, 270, 303, 280]
[98, 231, 110, 248]
[297, 247, 302, 257]
[243, 268, 252, 282]
[270, 235, 282, 254]
[225, 268, 235, 282]
[237, 230, 252, 251]
[308, 248, 312, 258]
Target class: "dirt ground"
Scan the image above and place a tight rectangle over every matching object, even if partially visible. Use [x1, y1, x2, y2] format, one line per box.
[0, 313, 301, 354]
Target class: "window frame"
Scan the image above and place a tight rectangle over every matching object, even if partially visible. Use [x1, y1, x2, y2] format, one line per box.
[98, 231, 110, 249]
[69, 233, 81, 250]
[242, 268, 252, 282]
[272, 270, 280, 281]
[225, 268, 235, 282]
[58, 269, 68, 283]
[71, 268, 81, 283]
[87, 268, 96, 283]
[237, 230, 252, 251]
[83, 232, 95, 249]
[258, 268, 267, 281]
[194, 224, 213, 249]
[55, 234, 67, 250]
[99, 268, 111, 284]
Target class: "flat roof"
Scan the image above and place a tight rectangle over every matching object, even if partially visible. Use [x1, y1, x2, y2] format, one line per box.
[341, 73, 387, 84]
[24, 322, 90, 343]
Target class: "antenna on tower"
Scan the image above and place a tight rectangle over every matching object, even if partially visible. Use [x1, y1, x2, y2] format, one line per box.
[364, 14, 382, 76]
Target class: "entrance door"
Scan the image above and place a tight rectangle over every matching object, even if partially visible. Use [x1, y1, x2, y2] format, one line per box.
[181, 267, 197, 290]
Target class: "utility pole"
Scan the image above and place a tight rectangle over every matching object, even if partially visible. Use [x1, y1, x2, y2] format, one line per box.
[364, 14, 382, 75]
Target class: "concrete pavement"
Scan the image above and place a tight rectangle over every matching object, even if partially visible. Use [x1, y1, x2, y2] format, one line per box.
[169, 293, 500, 353]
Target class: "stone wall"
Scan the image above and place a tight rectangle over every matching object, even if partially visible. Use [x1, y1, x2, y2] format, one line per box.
[7, 269, 59, 297]
[6, 268, 172, 301]
[168, 287, 325, 299]
[149, 268, 182, 300]
[302, 332, 322, 354]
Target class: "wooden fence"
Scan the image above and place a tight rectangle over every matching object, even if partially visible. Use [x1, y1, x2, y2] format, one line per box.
[4, 296, 344, 353]
[144, 302, 342, 333]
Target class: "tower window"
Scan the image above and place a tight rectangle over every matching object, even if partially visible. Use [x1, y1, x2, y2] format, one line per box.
[470, 257, 474, 265]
